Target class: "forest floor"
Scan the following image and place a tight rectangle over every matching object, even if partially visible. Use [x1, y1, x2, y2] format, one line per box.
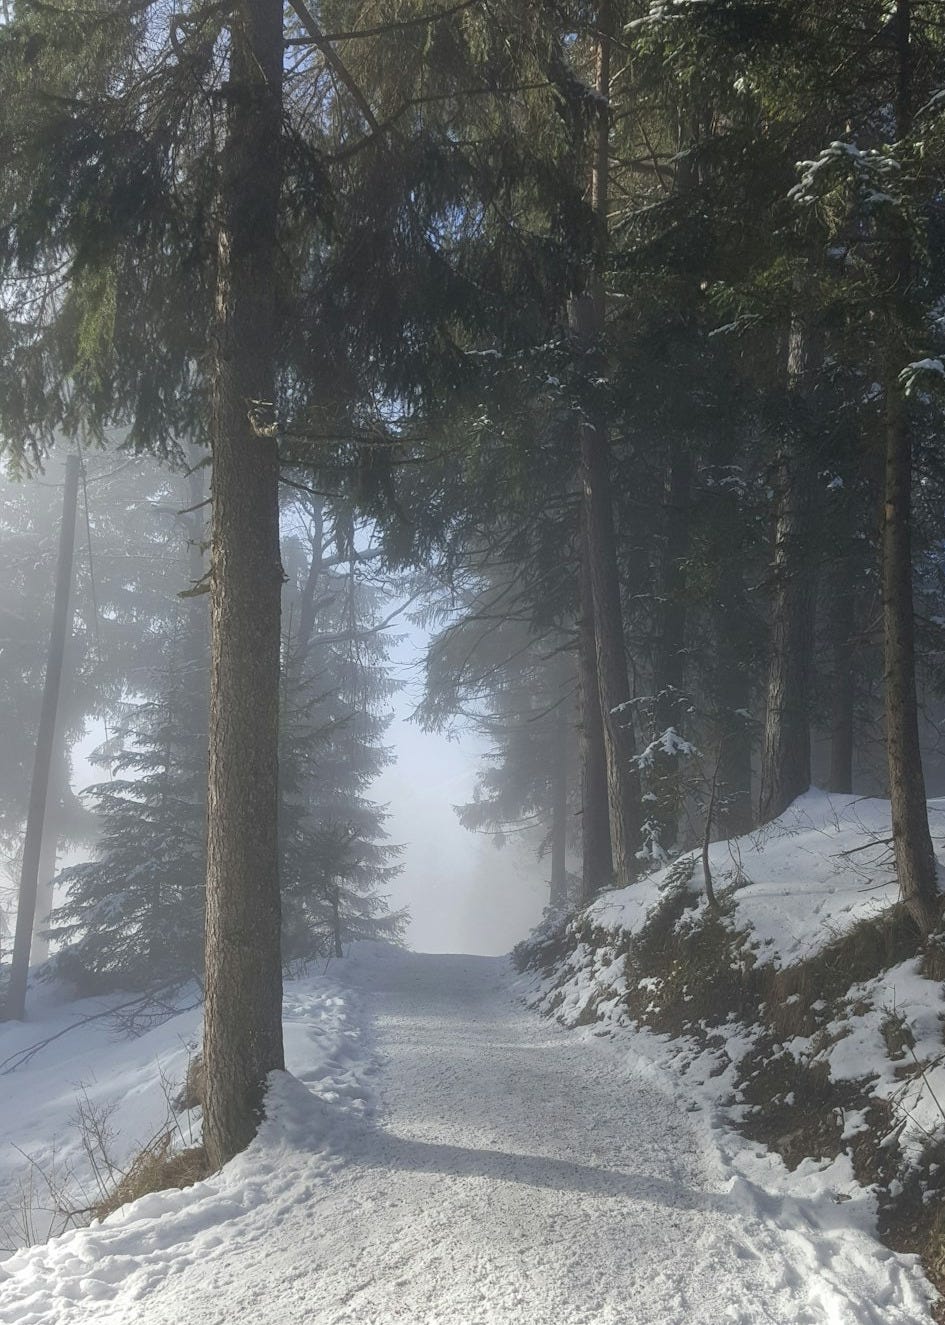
[0, 930, 936, 1323]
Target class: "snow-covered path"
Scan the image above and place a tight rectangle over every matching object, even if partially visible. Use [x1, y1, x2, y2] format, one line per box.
[287, 948, 929, 1325]
[0, 946, 935, 1323]
[308, 949, 711, 1324]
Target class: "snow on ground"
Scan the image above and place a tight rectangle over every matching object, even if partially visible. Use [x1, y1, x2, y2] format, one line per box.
[0, 980, 205, 1250]
[0, 937, 937, 1323]
[532, 791, 945, 1166]
[592, 789, 943, 966]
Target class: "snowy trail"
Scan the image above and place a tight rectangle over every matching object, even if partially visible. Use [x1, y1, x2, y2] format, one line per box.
[0, 945, 935, 1323]
[292, 948, 929, 1325]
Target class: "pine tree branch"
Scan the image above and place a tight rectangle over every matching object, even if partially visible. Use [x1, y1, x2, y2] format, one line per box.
[285, 0, 482, 45]
[284, 0, 380, 131]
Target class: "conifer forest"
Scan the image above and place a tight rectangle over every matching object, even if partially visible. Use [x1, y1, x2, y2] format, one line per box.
[5, 2, 945, 1322]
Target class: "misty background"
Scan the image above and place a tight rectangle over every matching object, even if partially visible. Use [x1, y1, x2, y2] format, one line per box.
[2, 453, 548, 961]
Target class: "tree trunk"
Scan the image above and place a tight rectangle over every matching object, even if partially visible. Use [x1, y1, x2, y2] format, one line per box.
[715, 700, 754, 839]
[4, 454, 79, 1020]
[549, 695, 569, 911]
[202, 0, 286, 1168]
[828, 556, 855, 795]
[577, 390, 642, 885]
[759, 312, 820, 824]
[654, 443, 692, 733]
[28, 818, 58, 967]
[578, 540, 613, 903]
[649, 441, 692, 853]
[570, 2, 641, 884]
[331, 883, 343, 960]
[883, 372, 938, 933]
[879, 0, 940, 937]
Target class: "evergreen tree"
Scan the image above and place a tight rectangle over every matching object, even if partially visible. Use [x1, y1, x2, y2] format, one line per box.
[48, 625, 208, 990]
[280, 498, 406, 960]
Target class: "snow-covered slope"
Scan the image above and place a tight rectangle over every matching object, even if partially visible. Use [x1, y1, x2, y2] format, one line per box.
[517, 791, 945, 1316]
[522, 791, 945, 1161]
[590, 789, 941, 966]
[0, 938, 937, 1323]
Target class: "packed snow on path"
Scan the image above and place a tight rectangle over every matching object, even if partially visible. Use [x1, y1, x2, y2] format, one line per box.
[0, 943, 936, 1324]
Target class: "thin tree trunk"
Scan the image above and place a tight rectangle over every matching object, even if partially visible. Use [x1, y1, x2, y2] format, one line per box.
[714, 654, 754, 839]
[331, 883, 343, 960]
[759, 312, 820, 824]
[883, 371, 938, 932]
[571, 0, 641, 884]
[828, 557, 855, 795]
[579, 403, 642, 885]
[4, 454, 79, 1020]
[203, 0, 286, 1168]
[654, 443, 692, 733]
[578, 542, 613, 903]
[549, 696, 569, 910]
[29, 822, 58, 967]
[707, 443, 753, 839]
[879, 0, 939, 936]
[649, 440, 692, 852]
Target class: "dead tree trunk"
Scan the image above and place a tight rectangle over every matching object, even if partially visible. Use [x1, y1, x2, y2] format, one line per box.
[4, 455, 79, 1021]
[202, 0, 286, 1167]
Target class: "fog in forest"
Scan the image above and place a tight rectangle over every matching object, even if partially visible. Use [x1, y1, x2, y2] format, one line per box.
[0, 450, 550, 968]
[371, 661, 548, 955]
[7, 6, 945, 1316]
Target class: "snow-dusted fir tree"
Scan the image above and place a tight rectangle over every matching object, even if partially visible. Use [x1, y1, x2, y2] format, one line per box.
[279, 498, 406, 962]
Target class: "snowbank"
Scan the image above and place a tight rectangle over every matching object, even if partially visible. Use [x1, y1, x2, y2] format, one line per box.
[0, 958, 375, 1322]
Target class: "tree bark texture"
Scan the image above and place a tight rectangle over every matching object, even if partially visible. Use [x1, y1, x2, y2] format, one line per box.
[203, 0, 286, 1168]
[758, 312, 820, 824]
[4, 455, 79, 1020]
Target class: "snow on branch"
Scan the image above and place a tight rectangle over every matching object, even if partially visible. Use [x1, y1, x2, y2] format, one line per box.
[789, 141, 902, 211]
[632, 726, 698, 771]
[899, 358, 945, 396]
